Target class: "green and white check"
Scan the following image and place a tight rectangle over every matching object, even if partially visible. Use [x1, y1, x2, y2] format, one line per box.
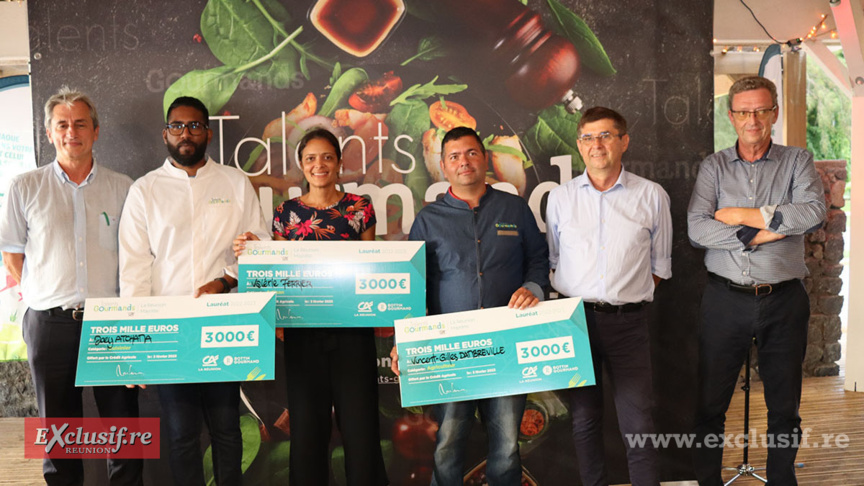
[75, 292, 276, 386]
[395, 298, 595, 407]
[239, 240, 426, 328]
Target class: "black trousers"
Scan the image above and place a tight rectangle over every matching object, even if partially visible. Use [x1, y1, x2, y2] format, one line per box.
[23, 308, 143, 486]
[284, 327, 388, 486]
[157, 382, 241, 486]
[569, 305, 659, 486]
[693, 278, 809, 486]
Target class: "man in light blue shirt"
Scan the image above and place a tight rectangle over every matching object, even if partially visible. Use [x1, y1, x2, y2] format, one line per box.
[0, 87, 141, 485]
[546, 106, 672, 486]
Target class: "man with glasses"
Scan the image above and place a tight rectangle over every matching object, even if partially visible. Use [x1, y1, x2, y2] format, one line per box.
[688, 76, 825, 485]
[0, 87, 142, 485]
[119, 96, 268, 485]
[545, 106, 671, 486]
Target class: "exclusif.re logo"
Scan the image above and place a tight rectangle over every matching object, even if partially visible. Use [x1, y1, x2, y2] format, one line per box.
[25, 418, 161, 459]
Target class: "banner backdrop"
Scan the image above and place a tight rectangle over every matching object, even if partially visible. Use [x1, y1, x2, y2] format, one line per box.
[0, 75, 37, 361]
[26, 1, 712, 484]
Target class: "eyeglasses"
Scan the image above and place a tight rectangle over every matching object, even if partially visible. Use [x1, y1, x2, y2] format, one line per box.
[165, 121, 208, 136]
[577, 131, 624, 144]
[729, 106, 776, 121]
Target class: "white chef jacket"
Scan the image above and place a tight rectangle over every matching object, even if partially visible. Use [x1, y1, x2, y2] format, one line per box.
[119, 157, 269, 297]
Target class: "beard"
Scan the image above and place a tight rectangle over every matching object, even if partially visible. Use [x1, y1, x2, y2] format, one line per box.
[167, 139, 208, 167]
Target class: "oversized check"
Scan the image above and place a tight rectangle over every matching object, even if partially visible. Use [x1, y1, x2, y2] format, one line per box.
[75, 292, 276, 386]
[238, 240, 426, 327]
[395, 298, 594, 407]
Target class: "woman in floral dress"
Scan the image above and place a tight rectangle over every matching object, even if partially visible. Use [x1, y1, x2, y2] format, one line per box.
[235, 129, 388, 486]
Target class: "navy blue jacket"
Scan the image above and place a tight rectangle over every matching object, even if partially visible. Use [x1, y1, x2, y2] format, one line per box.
[409, 187, 549, 315]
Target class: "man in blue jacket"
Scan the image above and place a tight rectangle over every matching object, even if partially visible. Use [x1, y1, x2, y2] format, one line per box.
[392, 126, 549, 485]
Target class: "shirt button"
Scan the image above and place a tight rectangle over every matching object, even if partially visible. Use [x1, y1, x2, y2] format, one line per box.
[479, 272, 483, 276]
[600, 246, 605, 250]
[477, 239, 481, 243]
[748, 196, 753, 200]
[742, 271, 747, 275]
[79, 288, 84, 292]
[600, 275, 604, 279]
[79, 262, 84, 267]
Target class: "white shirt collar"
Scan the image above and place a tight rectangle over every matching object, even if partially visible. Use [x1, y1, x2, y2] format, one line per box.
[162, 156, 214, 178]
[52, 159, 97, 186]
[576, 165, 629, 192]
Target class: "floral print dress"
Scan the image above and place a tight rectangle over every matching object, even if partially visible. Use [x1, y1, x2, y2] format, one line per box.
[272, 192, 375, 241]
[272, 192, 388, 484]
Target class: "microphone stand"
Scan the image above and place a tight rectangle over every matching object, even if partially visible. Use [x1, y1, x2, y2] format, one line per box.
[723, 343, 767, 485]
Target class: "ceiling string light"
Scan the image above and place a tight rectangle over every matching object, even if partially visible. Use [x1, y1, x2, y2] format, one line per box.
[714, 2, 834, 56]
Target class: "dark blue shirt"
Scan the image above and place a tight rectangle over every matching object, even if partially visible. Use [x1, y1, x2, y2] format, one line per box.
[409, 187, 549, 315]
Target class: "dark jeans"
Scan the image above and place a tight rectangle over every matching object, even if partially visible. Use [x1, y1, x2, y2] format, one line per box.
[569, 305, 659, 486]
[23, 308, 143, 486]
[284, 328, 388, 486]
[693, 278, 809, 486]
[158, 382, 241, 486]
[431, 395, 526, 486]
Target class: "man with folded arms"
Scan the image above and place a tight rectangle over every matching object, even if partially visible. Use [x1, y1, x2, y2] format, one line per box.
[688, 75, 825, 486]
[546, 106, 672, 486]
[0, 87, 141, 485]
[119, 96, 268, 486]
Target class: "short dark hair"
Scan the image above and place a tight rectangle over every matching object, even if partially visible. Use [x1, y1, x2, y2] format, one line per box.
[166, 96, 210, 123]
[440, 126, 485, 155]
[577, 106, 628, 136]
[727, 76, 778, 111]
[297, 128, 342, 161]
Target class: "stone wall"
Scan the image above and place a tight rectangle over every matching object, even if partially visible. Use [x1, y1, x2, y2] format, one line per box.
[0, 361, 36, 417]
[803, 160, 848, 377]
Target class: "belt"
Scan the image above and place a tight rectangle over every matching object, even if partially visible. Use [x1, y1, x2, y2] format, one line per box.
[584, 301, 647, 314]
[708, 272, 796, 296]
[43, 307, 85, 321]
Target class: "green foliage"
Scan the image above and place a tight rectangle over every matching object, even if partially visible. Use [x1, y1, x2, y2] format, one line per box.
[200, 0, 296, 85]
[387, 100, 431, 156]
[523, 104, 583, 172]
[267, 441, 291, 482]
[390, 76, 467, 106]
[403, 0, 435, 21]
[401, 36, 447, 66]
[713, 94, 737, 152]
[545, 0, 616, 76]
[806, 51, 851, 174]
[165, 0, 332, 118]
[385, 99, 431, 204]
[319, 67, 369, 117]
[484, 142, 529, 163]
[243, 136, 283, 172]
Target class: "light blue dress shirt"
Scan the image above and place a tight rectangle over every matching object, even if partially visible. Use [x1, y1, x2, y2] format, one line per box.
[687, 143, 825, 285]
[0, 161, 132, 310]
[546, 167, 672, 305]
